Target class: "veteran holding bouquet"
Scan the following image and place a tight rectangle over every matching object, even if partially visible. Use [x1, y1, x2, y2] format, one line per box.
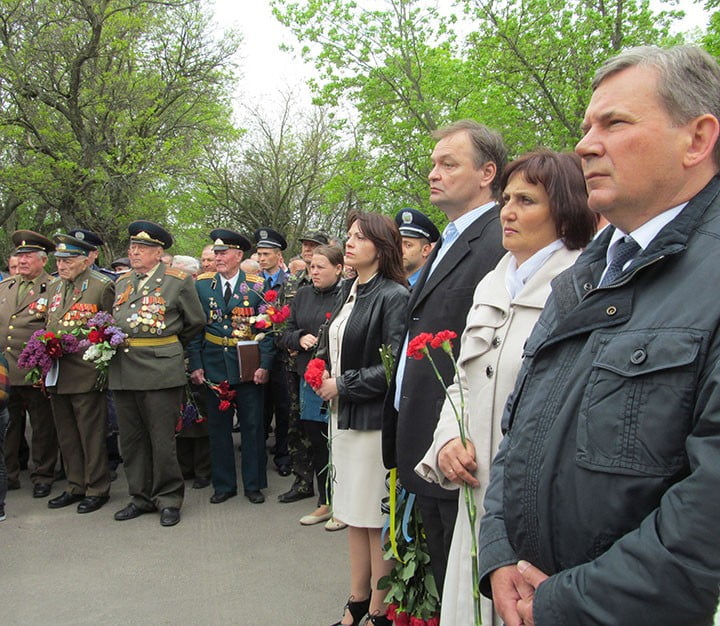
[109, 221, 205, 527]
[188, 229, 275, 506]
[44, 233, 115, 514]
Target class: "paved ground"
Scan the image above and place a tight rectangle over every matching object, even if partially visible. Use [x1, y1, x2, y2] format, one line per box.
[2, 445, 349, 625]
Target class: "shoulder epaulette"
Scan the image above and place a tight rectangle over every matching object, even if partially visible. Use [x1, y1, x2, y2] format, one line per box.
[196, 272, 216, 281]
[116, 272, 131, 283]
[164, 267, 188, 280]
[245, 273, 264, 284]
[89, 269, 113, 283]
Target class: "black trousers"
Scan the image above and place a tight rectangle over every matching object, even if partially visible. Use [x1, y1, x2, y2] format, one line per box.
[415, 493, 459, 596]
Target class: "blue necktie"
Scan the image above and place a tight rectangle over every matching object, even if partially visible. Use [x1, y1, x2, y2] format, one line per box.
[600, 237, 640, 287]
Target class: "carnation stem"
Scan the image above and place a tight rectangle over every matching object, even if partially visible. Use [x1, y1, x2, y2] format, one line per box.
[425, 348, 480, 625]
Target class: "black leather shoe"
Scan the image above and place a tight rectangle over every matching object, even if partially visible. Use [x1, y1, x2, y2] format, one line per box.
[114, 503, 150, 521]
[48, 491, 84, 509]
[77, 495, 109, 514]
[277, 464, 292, 477]
[160, 507, 180, 526]
[244, 490, 265, 504]
[210, 490, 236, 504]
[192, 477, 210, 489]
[32, 483, 52, 498]
[278, 485, 314, 503]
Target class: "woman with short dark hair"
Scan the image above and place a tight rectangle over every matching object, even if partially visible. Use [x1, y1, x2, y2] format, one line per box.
[417, 149, 596, 625]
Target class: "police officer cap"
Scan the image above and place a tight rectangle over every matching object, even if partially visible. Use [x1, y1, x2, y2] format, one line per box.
[254, 227, 287, 250]
[298, 230, 329, 246]
[53, 233, 96, 258]
[394, 208, 440, 243]
[128, 220, 173, 249]
[210, 228, 251, 252]
[12, 230, 55, 254]
[68, 228, 104, 247]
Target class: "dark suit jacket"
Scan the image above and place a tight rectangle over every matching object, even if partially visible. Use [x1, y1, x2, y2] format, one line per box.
[382, 205, 505, 498]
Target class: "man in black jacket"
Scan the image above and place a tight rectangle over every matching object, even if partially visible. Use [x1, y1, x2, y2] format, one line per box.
[383, 119, 507, 594]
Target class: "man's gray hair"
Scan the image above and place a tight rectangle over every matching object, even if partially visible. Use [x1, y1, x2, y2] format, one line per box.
[593, 45, 720, 166]
[171, 255, 199, 274]
[431, 119, 507, 197]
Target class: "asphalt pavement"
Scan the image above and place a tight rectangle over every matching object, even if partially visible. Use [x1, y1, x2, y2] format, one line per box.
[2, 439, 349, 625]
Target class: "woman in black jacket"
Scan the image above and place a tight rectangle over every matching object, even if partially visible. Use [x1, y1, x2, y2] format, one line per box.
[316, 212, 409, 626]
[279, 244, 343, 526]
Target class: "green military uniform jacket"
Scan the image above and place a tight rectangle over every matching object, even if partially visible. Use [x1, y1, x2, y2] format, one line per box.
[45, 267, 115, 393]
[109, 263, 205, 391]
[187, 271, 275, 384]
[0, 269, 53, 386]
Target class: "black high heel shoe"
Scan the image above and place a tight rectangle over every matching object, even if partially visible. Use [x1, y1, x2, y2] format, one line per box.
[367, 612, 392, 626]
[330, 596, 370, 626]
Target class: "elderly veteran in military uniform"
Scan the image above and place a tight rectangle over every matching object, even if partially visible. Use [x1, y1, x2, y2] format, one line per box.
[188, 229, 274, 504]
[67, 229, 117, 280]
[109, 221, 204, 527]
[395, 208, 440, 289]
[254, 227, 292, 475]
[278, 229, 331, 504]
[44, 234, 115, 514]
[1, 230, 58, 498]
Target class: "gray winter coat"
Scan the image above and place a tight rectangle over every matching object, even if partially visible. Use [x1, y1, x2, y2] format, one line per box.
[479, 176, 720, 625]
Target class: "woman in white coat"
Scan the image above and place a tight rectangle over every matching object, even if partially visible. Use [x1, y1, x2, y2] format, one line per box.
[416, 149, 598, 625]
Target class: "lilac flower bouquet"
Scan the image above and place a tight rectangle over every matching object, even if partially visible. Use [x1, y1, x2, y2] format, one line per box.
[75, 311, 128, 388]
[17, 329, 81, 385]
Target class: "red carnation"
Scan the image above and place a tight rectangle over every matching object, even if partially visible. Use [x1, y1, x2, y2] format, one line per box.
[218, 400, 232, 412]
[264, 289, 278, 302]
[255, 318, 270, 329]
[426, 616, 440, 626]
[88, 329, 104, 344]
[304, 358, 326, 390]
[269, 305, 291, 324]
[410, 617, 426, 626]
[386, 604, 398, 620]
[430, 329, 457, 351]
[394, 610, 411, 626]
[45, 337, 63, 359]
[407, 332, 434, 360]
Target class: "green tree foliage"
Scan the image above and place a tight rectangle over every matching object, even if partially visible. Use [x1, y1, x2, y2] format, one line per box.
[272, 0, 685, 220]
[0, 0, 240, 259]
[202, 95, 350, 256]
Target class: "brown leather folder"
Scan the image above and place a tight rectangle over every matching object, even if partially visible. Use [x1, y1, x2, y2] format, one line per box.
[236, 341, 260, 382]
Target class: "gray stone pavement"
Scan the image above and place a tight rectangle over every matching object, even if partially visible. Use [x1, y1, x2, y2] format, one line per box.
[2, 453, 349, 625]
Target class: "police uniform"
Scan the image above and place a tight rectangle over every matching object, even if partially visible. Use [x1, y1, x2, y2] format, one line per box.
[279, 229, 330, 502]
[254, 227, 292, 473]
[187, 229, 275, 502]
[45, 234, 115, 513]
[395, 208, 440, 289]
[1, 231, 58, 497]
[110, 221, 205, 524]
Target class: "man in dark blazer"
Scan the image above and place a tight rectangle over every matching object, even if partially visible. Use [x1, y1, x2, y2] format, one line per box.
[383, 119, 507, 594]
[110, 221, 205, 527]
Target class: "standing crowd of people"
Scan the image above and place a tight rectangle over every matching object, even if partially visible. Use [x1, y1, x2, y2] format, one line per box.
[2, 43, 720, 626]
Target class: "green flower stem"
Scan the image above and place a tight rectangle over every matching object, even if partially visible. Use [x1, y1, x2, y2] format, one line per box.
[425, 347, 481, 625]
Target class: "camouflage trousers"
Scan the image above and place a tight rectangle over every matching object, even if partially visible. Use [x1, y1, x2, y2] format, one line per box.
[285, 368, 315, 492]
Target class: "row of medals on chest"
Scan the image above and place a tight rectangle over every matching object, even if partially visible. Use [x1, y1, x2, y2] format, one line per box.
[125, 286, 167, 335]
